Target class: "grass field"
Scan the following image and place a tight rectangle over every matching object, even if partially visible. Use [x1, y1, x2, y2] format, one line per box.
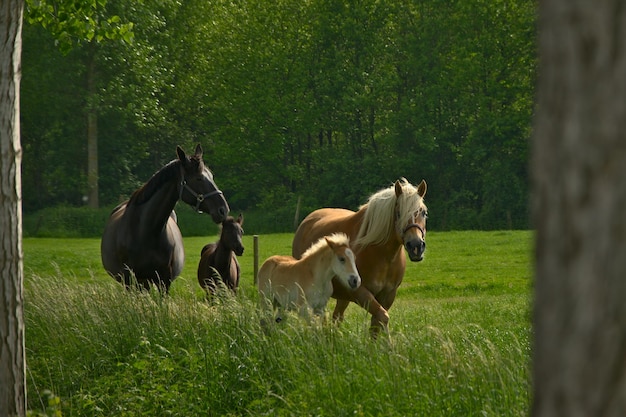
[24, 231, 532, 416]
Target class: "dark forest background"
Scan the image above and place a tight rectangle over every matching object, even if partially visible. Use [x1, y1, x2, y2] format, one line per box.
[20, 0, 536, 236]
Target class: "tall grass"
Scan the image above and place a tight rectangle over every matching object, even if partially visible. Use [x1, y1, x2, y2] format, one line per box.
[25, 231, 531, 416]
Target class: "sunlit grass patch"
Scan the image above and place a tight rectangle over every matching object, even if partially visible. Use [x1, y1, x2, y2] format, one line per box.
[25, 231, 531, 416]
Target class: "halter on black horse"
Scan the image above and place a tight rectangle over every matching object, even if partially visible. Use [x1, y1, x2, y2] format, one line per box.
[179, 179, 224, 213]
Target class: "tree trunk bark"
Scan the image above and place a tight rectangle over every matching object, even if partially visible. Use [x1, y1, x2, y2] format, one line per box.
[87, 46, 99, 208]
[0, 1, 26, 416]
[532, 1, 626, 416]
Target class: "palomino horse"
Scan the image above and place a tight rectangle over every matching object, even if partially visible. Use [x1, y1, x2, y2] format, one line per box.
[101, 144, 229, 292]
[197, 213, 244, 295]
[292, 178, 427, 334]
[258, 233, 361, 322]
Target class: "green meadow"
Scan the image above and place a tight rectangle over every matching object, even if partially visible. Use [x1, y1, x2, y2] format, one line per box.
[24, 231, 532, 416]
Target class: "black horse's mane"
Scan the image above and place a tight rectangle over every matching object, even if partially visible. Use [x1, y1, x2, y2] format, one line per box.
[127, 152, 205, 206]
[128, 159, 182, 206]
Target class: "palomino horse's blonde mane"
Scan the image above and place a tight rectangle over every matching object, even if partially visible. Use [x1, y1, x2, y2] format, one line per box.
[354, 178, 426, 248]
[301, 232, 350, 259]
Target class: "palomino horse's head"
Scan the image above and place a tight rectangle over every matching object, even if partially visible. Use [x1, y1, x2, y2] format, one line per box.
[221, 213, 245, 256]
[177, 144, 230, 223]
[326, 233, 361, 290]
[395, 179, 428, 262]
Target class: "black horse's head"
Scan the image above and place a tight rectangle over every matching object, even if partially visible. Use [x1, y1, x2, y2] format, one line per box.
[177, 144, 229, 223]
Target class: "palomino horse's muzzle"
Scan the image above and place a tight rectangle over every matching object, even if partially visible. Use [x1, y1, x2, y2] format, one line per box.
[402, 222, 426, 262]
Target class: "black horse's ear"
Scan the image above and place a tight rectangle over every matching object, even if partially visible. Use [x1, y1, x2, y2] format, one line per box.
[176, 146, 187, 162]
[237, 213, 243, 225]
[194, 144, 203, 158]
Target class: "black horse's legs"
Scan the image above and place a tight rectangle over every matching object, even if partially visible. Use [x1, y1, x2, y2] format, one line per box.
[121, 268, 135, 290]
[161, 280, 171, 294]
[151, 270, 172, 294]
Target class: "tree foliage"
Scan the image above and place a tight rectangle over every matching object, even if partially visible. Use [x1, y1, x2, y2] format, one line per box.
[25, 0, 133, 53]
[21, 0, 536, 230]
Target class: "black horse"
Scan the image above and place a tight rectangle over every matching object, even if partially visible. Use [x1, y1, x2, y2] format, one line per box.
[197, 214, 244, 295]
[101, 144, 229, 292]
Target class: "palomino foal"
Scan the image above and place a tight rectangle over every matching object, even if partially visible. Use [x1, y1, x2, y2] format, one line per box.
[257, 233, 361, 322]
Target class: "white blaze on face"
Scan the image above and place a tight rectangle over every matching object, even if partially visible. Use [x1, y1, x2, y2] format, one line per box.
[336, 247, 361, 289]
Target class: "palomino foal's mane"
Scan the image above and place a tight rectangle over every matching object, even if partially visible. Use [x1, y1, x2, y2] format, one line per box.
[300, 233, 350, 259]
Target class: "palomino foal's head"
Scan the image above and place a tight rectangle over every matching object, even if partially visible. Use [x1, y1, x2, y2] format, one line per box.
[326, 234, 361, 290]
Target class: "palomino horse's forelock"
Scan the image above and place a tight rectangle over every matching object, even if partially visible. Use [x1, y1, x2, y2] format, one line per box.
[395, 184, 427, 238]
[354, 178, 427, 249]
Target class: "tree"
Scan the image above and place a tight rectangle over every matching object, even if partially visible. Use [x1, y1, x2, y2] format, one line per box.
[0, 0, 26, 415]
[532, 1, 626, 416]
[25, 0, 133, 208]
[19, 0, 536, 231]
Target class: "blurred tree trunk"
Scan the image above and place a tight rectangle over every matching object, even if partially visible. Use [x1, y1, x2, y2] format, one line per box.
[87, 45, 99, 208]
[532, 1, 626, 416]
[0, 0, 26, 415]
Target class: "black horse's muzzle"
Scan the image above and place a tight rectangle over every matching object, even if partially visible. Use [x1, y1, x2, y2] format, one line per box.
[211, 202, 229, 223]
[202, 191, 229, 223]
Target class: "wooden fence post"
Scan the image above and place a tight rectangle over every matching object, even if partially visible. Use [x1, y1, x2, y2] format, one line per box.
[253, 235, 259, 285]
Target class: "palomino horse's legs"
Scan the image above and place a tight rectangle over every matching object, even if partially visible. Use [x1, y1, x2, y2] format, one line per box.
[332, 299, 350, 322]
[367, 302, 390, 338]
[373, 287, 399, 335]
[335, 286, 391, 336]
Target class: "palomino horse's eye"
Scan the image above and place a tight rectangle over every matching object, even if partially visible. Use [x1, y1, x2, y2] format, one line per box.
[339, 257, 345, 264]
